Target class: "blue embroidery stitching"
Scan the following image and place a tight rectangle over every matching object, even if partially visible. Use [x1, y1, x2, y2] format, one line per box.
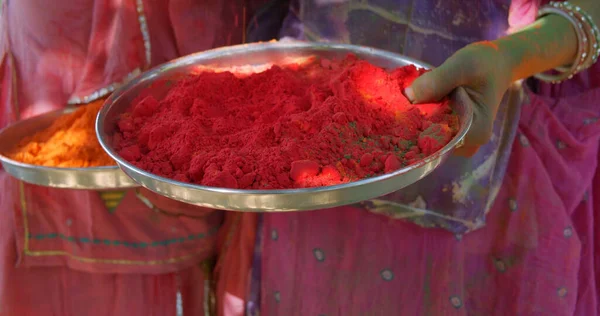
[28, 226, 219, 248]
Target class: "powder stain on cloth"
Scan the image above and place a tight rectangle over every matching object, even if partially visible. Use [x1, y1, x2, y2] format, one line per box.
[8, 100, 115, 168]
[115, 55, 459, 189]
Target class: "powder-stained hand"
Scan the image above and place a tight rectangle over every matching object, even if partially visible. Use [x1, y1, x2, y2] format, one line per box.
[404, 41, 513, 156]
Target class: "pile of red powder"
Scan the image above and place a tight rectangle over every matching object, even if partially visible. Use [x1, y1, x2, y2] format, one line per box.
[114, 55, 459, 189]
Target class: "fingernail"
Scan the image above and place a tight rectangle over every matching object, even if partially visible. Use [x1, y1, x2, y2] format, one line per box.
[404, 87, 415, 103]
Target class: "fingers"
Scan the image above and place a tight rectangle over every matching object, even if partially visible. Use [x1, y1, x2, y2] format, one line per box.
[404, 45, 507, 157]
[404, 61, 495, 157]
[404, 54, 468, 104]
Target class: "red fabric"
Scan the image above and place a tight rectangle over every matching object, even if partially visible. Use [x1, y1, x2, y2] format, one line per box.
[0, 0, 266, 315]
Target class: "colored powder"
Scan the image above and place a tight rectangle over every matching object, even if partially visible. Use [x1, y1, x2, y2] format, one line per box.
[8, 100, 115, 167]
[115, 55, 459, 189]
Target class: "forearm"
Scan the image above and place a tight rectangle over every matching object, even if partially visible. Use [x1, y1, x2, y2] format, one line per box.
[494, 0, 599, 82]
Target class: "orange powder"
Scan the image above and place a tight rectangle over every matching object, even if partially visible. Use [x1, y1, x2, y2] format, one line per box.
[7, 99, 115, 167]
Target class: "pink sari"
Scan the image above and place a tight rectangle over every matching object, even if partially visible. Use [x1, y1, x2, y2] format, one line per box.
[215, 1, 600, 315]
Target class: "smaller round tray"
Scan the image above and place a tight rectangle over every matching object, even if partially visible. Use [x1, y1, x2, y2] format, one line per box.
[0, 108, 138, 189]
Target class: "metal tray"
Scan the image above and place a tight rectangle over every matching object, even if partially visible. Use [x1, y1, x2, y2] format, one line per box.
[0, 108, 138, 189]
[97, 42, 472, 211]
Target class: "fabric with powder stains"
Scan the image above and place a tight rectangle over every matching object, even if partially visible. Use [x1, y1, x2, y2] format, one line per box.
[279, 0, 520, 233]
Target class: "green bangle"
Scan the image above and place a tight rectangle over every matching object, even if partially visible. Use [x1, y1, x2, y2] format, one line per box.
[534, 1, 600, 84]
[534, 5, 588, 83]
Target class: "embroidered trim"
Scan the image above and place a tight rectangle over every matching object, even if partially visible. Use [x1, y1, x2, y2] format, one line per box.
[24, 248, 212, 265]
[136, 0, 152, 66]
[98, 190, 127, 213]
[2, 0, 20, 122]
[27, 226, 219, 248]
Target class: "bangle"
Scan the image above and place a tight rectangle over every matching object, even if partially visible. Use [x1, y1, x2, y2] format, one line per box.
[535, 5, 588, 83]
[559, 2, 600, 68]
[534, 1, 600, 84]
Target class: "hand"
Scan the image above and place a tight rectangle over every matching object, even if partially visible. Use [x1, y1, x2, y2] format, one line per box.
[404, 42, 513, 156]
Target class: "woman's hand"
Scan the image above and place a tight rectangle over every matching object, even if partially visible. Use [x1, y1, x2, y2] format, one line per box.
[405, 3, 590, 156]
[404, 42, 513, 156]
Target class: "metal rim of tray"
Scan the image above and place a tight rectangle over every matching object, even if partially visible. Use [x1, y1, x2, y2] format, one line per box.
[0, 108, 139, 190]
[97, 41, 473, 211]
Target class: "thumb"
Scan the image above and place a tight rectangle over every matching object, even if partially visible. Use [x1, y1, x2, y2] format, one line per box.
[404, 58, 465, 104]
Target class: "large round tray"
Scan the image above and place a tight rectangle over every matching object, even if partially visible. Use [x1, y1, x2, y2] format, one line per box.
[97, 42, 472, 211]
[0, 108, 138, 189]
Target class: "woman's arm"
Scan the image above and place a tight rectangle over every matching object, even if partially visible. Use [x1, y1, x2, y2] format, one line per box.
[498, 0, 599, 82]
[406, 1, 600, 156]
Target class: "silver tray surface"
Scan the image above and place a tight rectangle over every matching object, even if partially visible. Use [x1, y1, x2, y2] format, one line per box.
[0, 108, 138, 189]
[97, 42, 472, 211]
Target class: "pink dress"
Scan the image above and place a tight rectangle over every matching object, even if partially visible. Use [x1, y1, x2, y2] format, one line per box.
[215, 1, 600, 315]
[0, 0, 268, 315]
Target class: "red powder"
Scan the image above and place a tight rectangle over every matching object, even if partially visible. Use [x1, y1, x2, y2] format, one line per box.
[114, 55, 459, 189]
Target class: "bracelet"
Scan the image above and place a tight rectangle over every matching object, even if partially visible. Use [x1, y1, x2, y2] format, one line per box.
[535, 5, 588, 83]
[560, 2, 600, 68]
[534, 1, 600, 84]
